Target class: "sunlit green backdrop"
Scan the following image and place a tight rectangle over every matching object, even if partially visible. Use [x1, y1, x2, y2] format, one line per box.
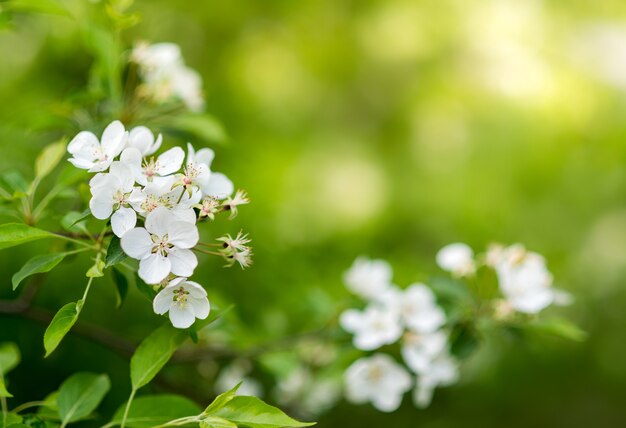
[2, 0, 626, 426]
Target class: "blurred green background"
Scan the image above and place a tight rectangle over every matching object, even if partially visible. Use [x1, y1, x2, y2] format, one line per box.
[2, 0, 626, 426]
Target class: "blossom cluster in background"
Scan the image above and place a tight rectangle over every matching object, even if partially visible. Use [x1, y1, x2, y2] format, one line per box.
[67, 120, 250, 328]
[437, 242, 572, 315]
[340, 257, 459, 411]
[131, 42, 205, 111]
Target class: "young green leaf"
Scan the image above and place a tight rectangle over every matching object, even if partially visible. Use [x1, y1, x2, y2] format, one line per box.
[526, 317, 587, 342]
[35, 139, 68, 181]
[200, 416, 237, 428]
[0, 343, 20, 375]
[204, 383, 241, 414]
[61, 209, 91, 232]
[212, 396, 315, 428]
[36, 391, 60, 421]
[111, 267, 129, 308]
[0, 223, 52, 250]
[130, 324, 187, 390]
[134, 274, 157, 301]
[105, 235, 127, 267]
[0, 376, 12, 398]
[57, 372, 110, 426]
[0, 412, 22, 427]
[12, 253, 67, 290]
[109, 394, 201, 428]
[168, 114, 226, 145]
[43, 301, 81, 357]
[86, 259, 105, 278]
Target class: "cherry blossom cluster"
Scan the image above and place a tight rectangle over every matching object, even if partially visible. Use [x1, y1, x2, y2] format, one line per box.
[67, 120, 250, 328]
[436, 242, 572, 315]
[131, 42, 204, 111]
[340, 257, 459, 412]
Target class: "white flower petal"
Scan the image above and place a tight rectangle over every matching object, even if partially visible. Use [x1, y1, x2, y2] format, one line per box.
[68, 157, 95, 170]
[167, 221, 199, 248]
[68, 131, 99, 155]
[89, 196, 113, 220]
[194, 147, 215, 168]
[145, 206, 173, 237]
[111, 207, 137, 237]
[138, 253, 171, 284]
[168, 248, 198, 277]
[202, 172, 234, 199]
[190, 296, 210, 319]
[101, 120, 127, 158]
[153, 288, 174, 315]
[156, 147, 185, 175]
[169, 304, 195, 328]
[120, 227, 153, 259]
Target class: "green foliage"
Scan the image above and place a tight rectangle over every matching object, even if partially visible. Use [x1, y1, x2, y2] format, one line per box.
[110, 394, 201, 428]
[0, 342, 20, 398]
[130, 324, 187, 390]
[34, 140, 67, 182]
[105, 236, 128, 268]
[57, 372, 110, 426]
[203, 383, 241, 414]
[525, 317, 588, 342]
[43, 302, 81, 358]
[209, 396, 314, 428]
[111, 267, 129, 308]
[0, 224, 52, 250]
[167, 114, 226, 146]
[11, 253, 67, 290]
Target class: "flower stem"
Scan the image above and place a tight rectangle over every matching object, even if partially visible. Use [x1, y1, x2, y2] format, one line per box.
[11, 400, 46, 413]
[197, 242, 222, 248]
[192, 248, 223, 257]
[120, 388, 136, 428]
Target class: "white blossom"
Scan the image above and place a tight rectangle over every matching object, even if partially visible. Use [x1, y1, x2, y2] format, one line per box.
[132, 42, 205, 111]
[215, 360, 263, 397]
[345, 354, 412, 412]
[379, 284, 446, 334]
[127, 176, 199, 222]
[340, 305, 402, 350]
[88, 161, 136, 237]
[184, 144, 234, 198]
[153, 277, 209, 328]
[121, 146, 185, 186]
[413, 352, 459, 408]
[121, 206, 199, 284]
[436, 242, 475, 277]
[67, 120, 127, 172]
[343, 257, 393, 300]
[488, 244, 560, 314]
[401, 330, 449, 374]
[127, 126, 162, 156]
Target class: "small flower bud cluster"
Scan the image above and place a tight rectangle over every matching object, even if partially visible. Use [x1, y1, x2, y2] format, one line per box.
[217, 231, 253, 269]
[67, 120, 252, 328]
[340, 257, 458, 412]
[131, 42, 204, 111]
[437, 242, 572, 315]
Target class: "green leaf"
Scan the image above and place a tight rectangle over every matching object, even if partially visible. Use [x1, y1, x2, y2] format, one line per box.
[35, 139, 67, 181]
[168, 114, 226, 145]
[12, 253, 67, 290]
[526, 317, 587, 342]
[450, 323, 480, 359]
[0, 223, 52, 250]
[212, 396, 314, 428]
[61, 209, 90, 232]
[57, 372, 110, 425]
[86, 259, 105, 278]
[111, 267, 129, 308]
[134, 274, 157, 301]
[130, 324, 187, 390]
[0, 377, 12, 398]
[200, 416, 237, 428]
[105, 235, 127, 267]
[0, 413, 22, 427]
[36, 391, 60, 421]
[0, 343, 20, 375]
[204, 383, 241, 414]
[43, 301, 81, 357]
[3, 0, 70, 16]
[110, 394, 201, 428]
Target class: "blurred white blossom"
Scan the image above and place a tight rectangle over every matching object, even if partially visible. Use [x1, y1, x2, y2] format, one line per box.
[436, 243, 475, 277]
[340, 305, 402, 351]
[379, 284, 446, 333]
[413, 352, 459, 408]
[343, 257, 393, 300]
[344, 354, 412, 412]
